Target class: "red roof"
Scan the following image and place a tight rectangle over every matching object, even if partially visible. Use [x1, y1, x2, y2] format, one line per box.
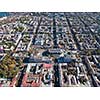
[22, 74, 28, 87]
[0, 83, 2, 87]
[31, 82, 40, 87]
[43, 63, 52, 68]
[10, 77, 16, 87]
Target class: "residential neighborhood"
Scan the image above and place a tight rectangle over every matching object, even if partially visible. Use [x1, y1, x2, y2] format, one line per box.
[0, 12, 100, 87]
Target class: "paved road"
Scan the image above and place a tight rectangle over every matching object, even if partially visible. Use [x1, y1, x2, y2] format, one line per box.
[53, 13, 58, 48]
[16, 65, 27, 87]
[64, 13, 80, 51]
[32, 17, 42, 45]
[53, 64, 61, 87]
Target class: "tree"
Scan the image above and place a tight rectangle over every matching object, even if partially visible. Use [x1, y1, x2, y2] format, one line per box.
[0, 54, 22, 79]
